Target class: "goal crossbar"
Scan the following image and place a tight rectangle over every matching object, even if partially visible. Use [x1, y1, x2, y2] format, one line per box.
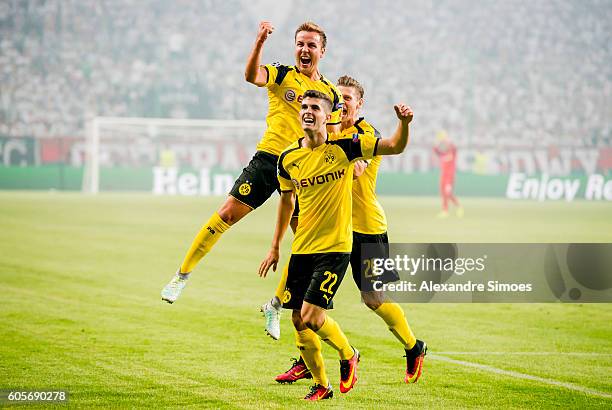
[82, 116, 265, 194]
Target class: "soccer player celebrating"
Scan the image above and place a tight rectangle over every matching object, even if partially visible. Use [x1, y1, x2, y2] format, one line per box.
[433, 130, 463, 218]
[271, 76, 426, 386]
[258, 90, 414, 400]
[161, 21, 343, 306]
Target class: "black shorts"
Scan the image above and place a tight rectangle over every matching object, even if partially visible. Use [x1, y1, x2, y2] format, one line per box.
[229, 150, 300, 216]
[350, 231, 400, 292]
[229, 151, 279, 209]
[282, 253, 350, 310]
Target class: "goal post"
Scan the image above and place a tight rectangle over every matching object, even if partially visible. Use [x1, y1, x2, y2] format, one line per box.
[82, 116, 266, 194]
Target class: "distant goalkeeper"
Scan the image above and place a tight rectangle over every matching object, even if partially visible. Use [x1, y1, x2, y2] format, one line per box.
[433, 130, 463, 218]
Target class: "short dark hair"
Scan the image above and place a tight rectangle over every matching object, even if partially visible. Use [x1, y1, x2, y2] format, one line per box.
[337, 75, 364, 98]
[303, 89, 333, 112]
[295, 21, 327, 49]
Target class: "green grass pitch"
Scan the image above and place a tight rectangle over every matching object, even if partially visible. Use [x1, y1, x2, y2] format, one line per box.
[1, 192, 611, 408]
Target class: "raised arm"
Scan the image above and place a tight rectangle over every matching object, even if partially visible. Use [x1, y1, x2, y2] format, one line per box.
[245, 21, 275, 86]
[376, 104, 414, 155]
[258, 190, 295, 277]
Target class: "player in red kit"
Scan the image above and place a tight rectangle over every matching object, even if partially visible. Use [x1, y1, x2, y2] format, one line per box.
[433, 131, 463, 218]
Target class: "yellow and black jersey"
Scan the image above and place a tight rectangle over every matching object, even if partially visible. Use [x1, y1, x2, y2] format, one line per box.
[331, 118, 388, 235]
[257, 63, 343, 156]
[278, 134, 378, 254]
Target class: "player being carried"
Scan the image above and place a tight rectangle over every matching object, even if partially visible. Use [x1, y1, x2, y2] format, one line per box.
[161, 21, 343, 305]
[258, 89, 414, 400]
[264, 76, 427, 386]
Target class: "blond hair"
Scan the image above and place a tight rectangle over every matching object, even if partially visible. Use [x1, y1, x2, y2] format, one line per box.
[337, 75, 364, 98]
[295, 21, 327, 49]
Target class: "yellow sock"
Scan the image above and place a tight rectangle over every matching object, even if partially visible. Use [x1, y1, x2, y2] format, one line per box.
[274, 265, 289, 301]
[315, 316, 354, 360]
[295, 329, 328, 387]
[374, 302, 416, 350]
[180, 212, 230, 273]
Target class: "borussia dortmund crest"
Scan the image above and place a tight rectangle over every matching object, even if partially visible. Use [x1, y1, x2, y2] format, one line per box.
[239, 183, 251, 195]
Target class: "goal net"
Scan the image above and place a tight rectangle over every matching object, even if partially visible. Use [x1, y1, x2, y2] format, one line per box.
[82, 117, 266, 194]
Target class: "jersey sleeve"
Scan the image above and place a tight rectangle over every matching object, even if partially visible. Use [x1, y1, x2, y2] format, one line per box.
[332, 134, 379, 162]
[277, 154, 295, 192]
[361, 127, 379, 164]
[264, 63, 292, 88]
[359, 133, 378, 159]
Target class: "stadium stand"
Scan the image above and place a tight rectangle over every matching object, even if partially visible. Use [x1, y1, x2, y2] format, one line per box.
[1, 0, 610, 147]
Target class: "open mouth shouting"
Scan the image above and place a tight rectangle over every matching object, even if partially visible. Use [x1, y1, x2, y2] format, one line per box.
[299, 54, 312, 70]
[302, 114, 315, 126]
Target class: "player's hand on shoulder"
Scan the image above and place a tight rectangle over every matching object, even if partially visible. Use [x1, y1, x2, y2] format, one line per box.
[394, 103, 414, 124]
[258, 247, 279, 278]
[257, 21, 275, 43]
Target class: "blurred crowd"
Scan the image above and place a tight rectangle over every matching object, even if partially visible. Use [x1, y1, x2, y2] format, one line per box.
[1, 0, 610, 147]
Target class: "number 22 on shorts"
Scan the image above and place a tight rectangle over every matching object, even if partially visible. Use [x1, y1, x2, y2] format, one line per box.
[320, 271, 338, 295]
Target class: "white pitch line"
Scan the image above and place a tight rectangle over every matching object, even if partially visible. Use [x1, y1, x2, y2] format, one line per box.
[430, 354, 612, 399]
[436, 352, 612, 357]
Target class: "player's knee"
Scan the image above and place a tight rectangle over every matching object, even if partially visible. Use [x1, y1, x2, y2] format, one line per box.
[291, 310, 307, 330]
[301, 309, 324, 331]
[303, 318, 324, 332]
[365, 300, 382, 311]
[362, 291, 384, 311]
[217, 206, 238, 224]
[218, 198, 251, 225]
